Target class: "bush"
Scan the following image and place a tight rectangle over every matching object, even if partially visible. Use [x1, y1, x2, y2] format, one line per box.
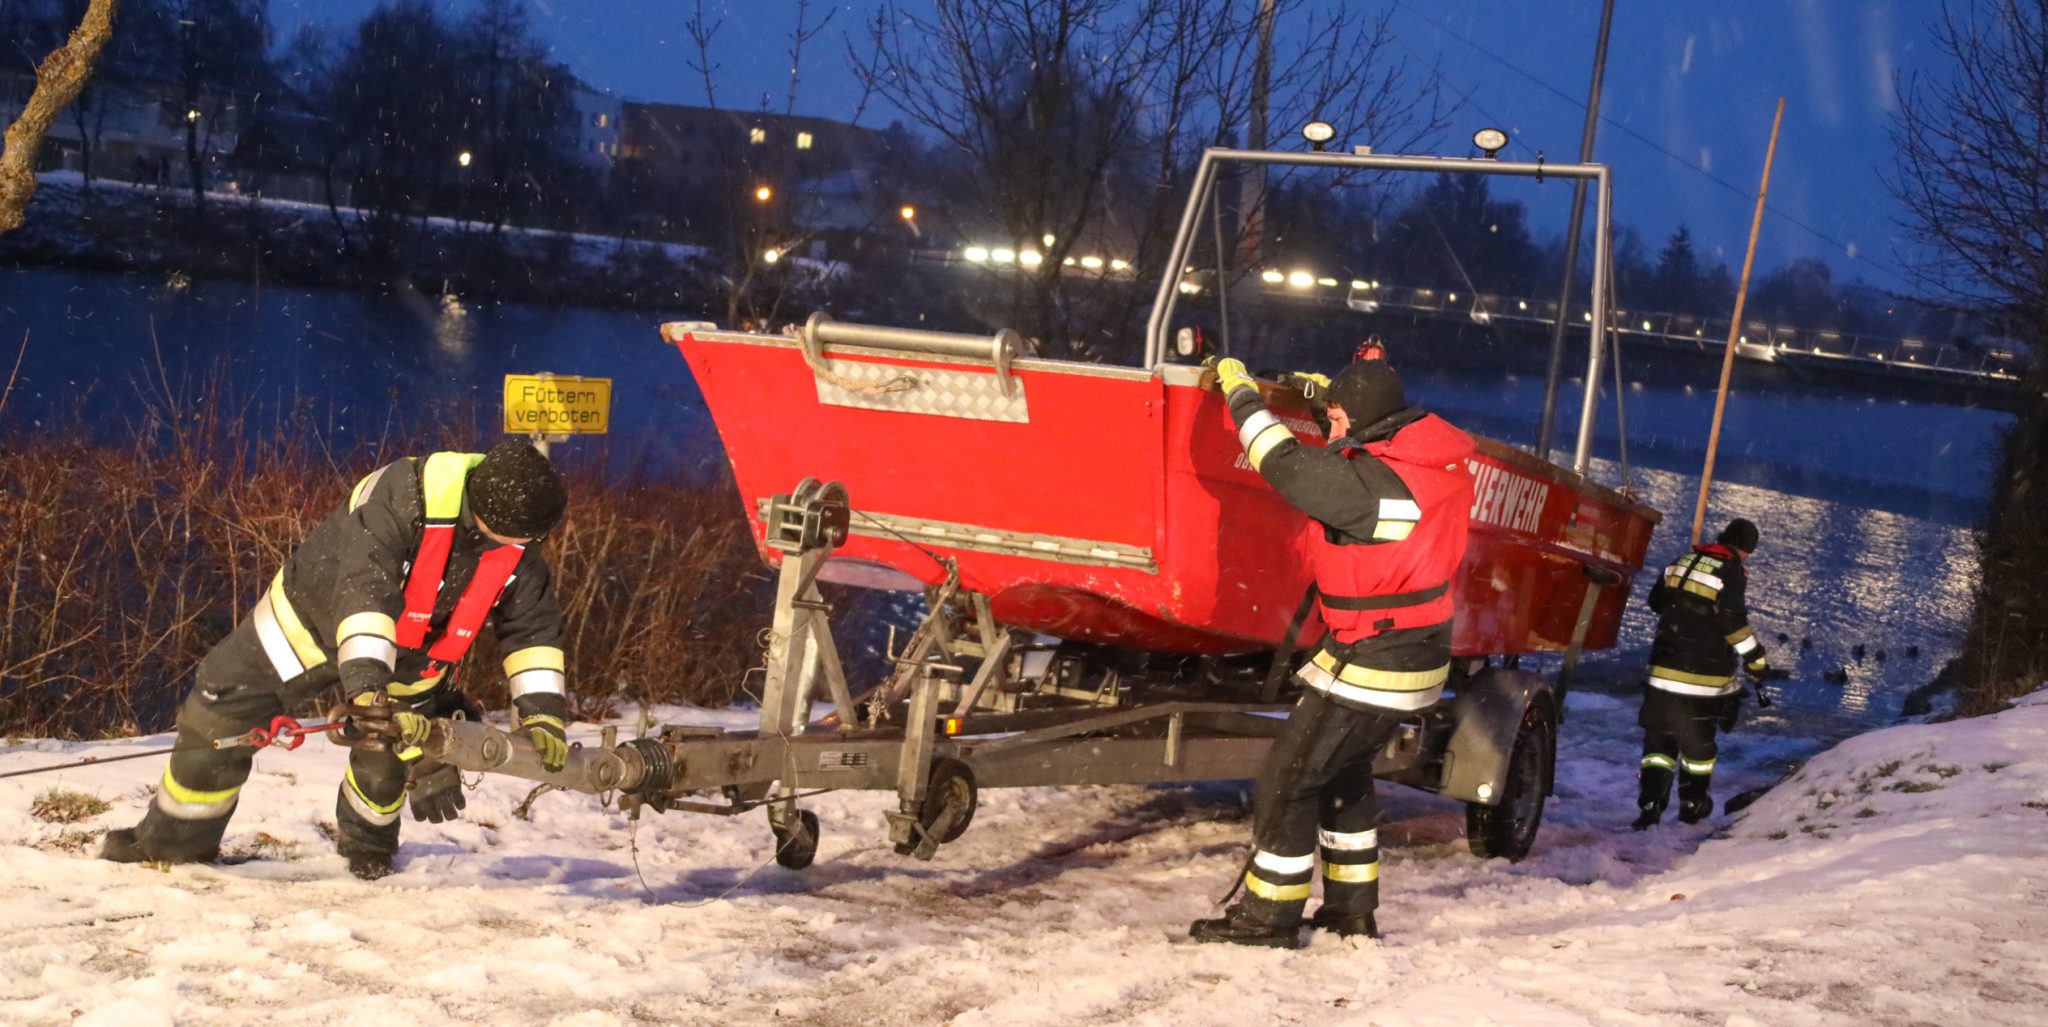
[0, 379, 773, 738]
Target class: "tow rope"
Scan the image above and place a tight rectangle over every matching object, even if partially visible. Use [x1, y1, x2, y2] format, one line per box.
[0, 716, 342, 781]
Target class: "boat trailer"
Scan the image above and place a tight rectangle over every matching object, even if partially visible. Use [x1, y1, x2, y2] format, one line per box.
[419, 480, 1565, 867]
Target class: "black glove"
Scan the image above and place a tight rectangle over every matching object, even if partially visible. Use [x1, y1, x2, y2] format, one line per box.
[339, 658, 390, 703]
[409, 762, 466, 823]
[1751, 681, 1774, 709]
[513, 693, 571, 773]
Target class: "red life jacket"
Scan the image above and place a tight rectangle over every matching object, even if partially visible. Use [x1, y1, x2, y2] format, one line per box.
[395, 453, 524, 680]
[1307, 414, 1474, 645]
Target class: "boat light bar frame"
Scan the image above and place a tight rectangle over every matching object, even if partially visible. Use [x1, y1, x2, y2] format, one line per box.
[1144, 148, 1615, 476]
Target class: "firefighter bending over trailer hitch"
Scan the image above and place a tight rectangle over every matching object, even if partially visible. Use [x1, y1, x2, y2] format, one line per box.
[99, 440, 575, 881]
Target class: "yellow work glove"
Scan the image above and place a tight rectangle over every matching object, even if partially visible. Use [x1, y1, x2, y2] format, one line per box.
[1205, 356, 1258, 397]
[346, 691, 430, 748]
[392, 710, 433, 748]
[521, 713, 569, 772]
[1289, 371, 1333, 400]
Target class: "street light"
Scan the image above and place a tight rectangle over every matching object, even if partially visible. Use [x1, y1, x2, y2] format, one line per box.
[1471, 127, 1508, 159]
[899, 204, 916, 221]
[754, 184, 774, 203]
[457, 150, 472, 167]
[1302, 120, 1335, 151]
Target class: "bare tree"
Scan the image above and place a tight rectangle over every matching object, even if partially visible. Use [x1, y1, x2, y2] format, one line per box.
[170, 0, 269, 212]
[687, 0, 869, 329]
[854, 0, 1450, 358]
[0, 0, 116, 234]
[1889, 0, 2048, 713]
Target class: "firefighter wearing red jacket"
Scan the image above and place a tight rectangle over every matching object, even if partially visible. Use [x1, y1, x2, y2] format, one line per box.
[101, 440, 572, 880]
[1635, 518, 1769, 829]
[1190, 355, 1474, 948]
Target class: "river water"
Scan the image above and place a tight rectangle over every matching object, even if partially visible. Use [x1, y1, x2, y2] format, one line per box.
[0, 266, 2007, 724]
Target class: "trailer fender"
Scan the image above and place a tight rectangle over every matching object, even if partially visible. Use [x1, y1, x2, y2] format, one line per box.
[1440, 668, 1555, 806]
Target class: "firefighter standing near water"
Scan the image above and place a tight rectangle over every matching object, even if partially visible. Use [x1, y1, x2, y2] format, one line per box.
[100, 440, 574, 879]
[1633, 518, 1770, 829]
[1190, 351, 1475, 948]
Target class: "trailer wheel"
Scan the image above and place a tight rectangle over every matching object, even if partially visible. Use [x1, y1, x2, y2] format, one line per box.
[895, 759, 978, 858]
[1465, 701, 1553, 862]
[772, 809, 820, 870]
[927, 758, 978, 844]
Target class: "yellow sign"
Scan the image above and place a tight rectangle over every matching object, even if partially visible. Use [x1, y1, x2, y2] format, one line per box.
[503, 374, 612, 435]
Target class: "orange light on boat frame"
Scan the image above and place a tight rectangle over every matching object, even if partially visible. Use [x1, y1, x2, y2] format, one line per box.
[943, 717, 964, 736]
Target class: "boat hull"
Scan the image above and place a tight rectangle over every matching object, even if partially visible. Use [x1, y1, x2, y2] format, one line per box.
[669, 325, 1660, 656]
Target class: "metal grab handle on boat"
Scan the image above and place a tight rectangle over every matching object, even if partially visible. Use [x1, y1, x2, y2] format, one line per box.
[800, 312, 1021, 396]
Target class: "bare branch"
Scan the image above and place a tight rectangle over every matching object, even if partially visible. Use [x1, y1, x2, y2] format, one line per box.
[0, 0, 118, 235]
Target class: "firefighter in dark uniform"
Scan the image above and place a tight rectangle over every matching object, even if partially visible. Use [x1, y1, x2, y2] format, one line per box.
[1634, 518, 1769, 829]
[1190, 355, 1474, 948]
[101, 440, 573, 879]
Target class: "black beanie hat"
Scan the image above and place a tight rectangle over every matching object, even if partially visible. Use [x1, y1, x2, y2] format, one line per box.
[1327, 359, 1406, 431]
[467, 439, 567, 539]
[1718, 518, 1759, 553]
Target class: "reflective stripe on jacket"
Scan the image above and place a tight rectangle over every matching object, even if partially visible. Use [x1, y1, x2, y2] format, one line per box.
[1225, 388, 1474, 710]
[1645, 543, 1760, 697]
[252, 453, 566, 699]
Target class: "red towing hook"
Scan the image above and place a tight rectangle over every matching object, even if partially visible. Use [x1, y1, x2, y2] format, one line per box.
[215, 715, 344, 752]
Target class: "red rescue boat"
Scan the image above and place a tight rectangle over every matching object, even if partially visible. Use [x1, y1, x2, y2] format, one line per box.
[666, 148, 1660, 662]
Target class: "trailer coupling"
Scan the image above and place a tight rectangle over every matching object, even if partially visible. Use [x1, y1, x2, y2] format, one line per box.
[421, 718, 676, 799]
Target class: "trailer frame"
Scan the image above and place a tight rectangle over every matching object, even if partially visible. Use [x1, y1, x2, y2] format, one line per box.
[421, 479, 1564, 867]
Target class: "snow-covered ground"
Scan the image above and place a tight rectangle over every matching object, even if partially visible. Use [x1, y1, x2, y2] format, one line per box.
[3, 680, 2044, 1026]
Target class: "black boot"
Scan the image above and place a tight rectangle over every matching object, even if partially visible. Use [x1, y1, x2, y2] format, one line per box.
[1677, 793, 1714, 824]
[99, 826, 219, 865]
[1310, 906, 1379, 939]
[1189, 905, 1303, 949]
[346, 851, 394, 880]
[98, 828, 151, 864]
[1631, 803, 1665, 831]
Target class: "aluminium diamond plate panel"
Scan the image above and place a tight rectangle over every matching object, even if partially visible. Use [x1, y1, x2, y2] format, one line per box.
[813, 359, 1030, 422]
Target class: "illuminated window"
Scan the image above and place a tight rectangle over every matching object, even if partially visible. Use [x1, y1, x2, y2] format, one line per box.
[796, 131, 814, 150]
[594, 112, 609, 128]
[749, 126, 766, 144]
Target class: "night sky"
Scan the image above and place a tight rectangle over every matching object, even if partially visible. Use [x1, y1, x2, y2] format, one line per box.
[272, 1, 1948, 290]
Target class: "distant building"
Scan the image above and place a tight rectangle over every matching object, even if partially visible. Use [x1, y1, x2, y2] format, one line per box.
[0, 68, 242, 185]
[617, 103, 886, 191]
[0, 67, 340, 203]
[570, 79, 624, 181]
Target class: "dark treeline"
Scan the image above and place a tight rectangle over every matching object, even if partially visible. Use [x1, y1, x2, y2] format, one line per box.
[1259, 171, 1944, 341]
[0, 0, 1945, 350]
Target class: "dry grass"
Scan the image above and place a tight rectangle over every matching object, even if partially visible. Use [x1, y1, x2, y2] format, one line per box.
[30, 787, 111, 823]
[0, 366, 775, 738]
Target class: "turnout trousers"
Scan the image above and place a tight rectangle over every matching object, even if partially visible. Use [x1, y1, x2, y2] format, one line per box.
[130, 616, 453, 862]
[1238, 689, 1405, 927]
[1637, 686, 1737, 818]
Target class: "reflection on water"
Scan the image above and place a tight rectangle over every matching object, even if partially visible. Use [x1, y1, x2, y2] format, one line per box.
[434, 293, 472, 358]
[1598, 459, 1977, 724]
[0, 266, 721, 481]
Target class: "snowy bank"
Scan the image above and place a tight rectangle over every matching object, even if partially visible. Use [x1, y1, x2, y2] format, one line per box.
[0, 690, 2043, 1026]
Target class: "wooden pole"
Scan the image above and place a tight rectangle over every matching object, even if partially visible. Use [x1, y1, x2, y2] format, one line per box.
[1691, 97, 1785, 546]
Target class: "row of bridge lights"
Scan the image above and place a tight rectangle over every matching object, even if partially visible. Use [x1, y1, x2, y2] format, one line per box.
[963, 244, 1131, 274]
[1260, 269, 1381, 291]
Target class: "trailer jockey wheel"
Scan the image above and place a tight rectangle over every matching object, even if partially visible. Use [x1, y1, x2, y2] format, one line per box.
[771, 809, 821, 870]
[1465, 701, 1555, 862]
[895, 758, 978, 859]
